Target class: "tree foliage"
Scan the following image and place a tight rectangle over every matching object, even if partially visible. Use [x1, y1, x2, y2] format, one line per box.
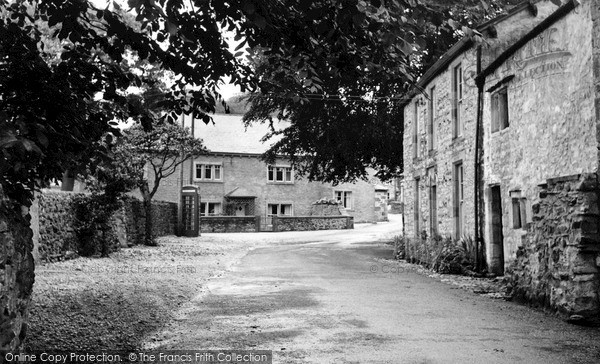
[0, 0, 522, 204]
[117, 122, 206, 245]
[243, 0, 520, 184]
[0, 0, 253, 204]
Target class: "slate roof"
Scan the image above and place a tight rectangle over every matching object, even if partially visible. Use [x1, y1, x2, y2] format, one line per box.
[192, 114, 286, 155]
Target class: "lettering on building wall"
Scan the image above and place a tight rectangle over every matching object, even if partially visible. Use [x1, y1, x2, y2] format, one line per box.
[505, 27, 572, 81]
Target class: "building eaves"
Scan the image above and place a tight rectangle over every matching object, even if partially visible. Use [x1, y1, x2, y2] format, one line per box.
[477, 0, 543, 33]
[401, 0, 547, 107]
[475, 0, 579, 87]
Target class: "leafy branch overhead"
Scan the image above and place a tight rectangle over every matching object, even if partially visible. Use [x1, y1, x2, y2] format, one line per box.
[243, 0, 519, 183]
[0, 0, 519, 203]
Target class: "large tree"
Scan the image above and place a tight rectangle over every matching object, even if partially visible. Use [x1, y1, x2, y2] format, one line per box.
[243, 0, 520, 184]
[117, 122, 206, 246]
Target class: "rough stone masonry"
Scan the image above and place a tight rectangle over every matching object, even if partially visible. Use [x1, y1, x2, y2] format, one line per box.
[508, 173, 600, 319]
[0, 185, 35, 351]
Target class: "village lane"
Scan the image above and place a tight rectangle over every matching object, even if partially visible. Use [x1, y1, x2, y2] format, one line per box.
[143, 216, 600, 364]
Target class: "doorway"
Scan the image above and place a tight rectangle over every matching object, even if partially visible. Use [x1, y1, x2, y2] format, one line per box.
[490, 185, 505, 275]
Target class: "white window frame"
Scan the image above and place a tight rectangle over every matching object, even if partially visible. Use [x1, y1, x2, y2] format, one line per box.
[266, 203, 293, 217]
[334, 190, 353, 210]
[452, 63, 463, 139]
[194, 162, 222, 182]
[267, 165, 294, 183]
[491, 86, 509, 133]
[200, 201, 222, 216]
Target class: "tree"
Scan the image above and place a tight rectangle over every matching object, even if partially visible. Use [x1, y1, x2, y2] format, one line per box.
[117, 123, 206, 246]
[243, 0, 520, 184]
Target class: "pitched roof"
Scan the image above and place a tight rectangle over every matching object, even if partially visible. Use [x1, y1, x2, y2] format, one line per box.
[225, 187, 257, 198]
[189, 114, 287, 155]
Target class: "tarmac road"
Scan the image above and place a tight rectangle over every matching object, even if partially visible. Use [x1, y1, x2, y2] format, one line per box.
[144, 216, 600, 363]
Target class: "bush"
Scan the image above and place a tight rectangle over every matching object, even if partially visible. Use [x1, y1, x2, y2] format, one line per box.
[72, 194, 120, 257]
[397, 233, 485, 275]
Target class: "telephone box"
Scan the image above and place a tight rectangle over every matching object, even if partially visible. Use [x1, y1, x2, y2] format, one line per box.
[181, 185, 200, 237]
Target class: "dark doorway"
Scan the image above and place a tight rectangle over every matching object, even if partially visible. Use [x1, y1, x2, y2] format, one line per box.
[490, 186, 505, 275]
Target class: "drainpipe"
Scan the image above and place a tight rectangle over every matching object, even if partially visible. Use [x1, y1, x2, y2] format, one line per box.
[474, 45, 484, 272]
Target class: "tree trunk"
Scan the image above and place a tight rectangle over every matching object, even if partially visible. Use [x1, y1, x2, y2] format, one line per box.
[140, 185, 156, 246]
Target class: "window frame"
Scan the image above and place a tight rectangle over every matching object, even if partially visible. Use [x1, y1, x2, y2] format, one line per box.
[266, 203, 293, 217]
[427, 167, 438, 236]
[414, 177, 421, 238]
[428, 85, 437, 151]
[267, 165, 294, 183]
[412, 101, 419, 158]
[491, 86, 509, 133]
[452, 63, 463, 139]
[194, 162, 223, 182]
[454, 162, 464, 238]
[200, 201, 222, 216]
[334, 190, 353, 210]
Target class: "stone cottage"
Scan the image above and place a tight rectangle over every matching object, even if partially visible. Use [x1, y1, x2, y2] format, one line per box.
[150, 113, 389, 228]
[403, 0, 600, 319]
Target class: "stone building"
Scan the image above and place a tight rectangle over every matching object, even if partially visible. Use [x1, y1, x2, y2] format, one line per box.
[403, 0, 600, 318]
[150, 113, 388, 226]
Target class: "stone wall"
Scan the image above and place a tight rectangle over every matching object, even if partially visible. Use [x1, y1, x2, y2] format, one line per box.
[507, 174, 600, 319]
[200, 216, 259, 233]
[402, 46, 479, 240]
[0, 186, 35, 351]
[32, 191, 177, 261]
[36, 191, 81, 261]
[482, 1, 596, 270]
[273, 216, 354, 232]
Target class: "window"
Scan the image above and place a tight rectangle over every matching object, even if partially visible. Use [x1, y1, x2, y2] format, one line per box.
[454, 163, 464, 238]
[412, 102, 419, 158]
[200, 202, 221, 216]
[428, 86, 436, 151]
[267, 204, 293, 217]
[491, 87, 509, 133]
[268, 165, 293, 183]
[452, 63, 463, 138]
[195, 163, 222, 181]
[428, 167, 438, 236]
[335, 191, 353, 210]
[511, 191, 528, 229]
[414, 178, 420, 237]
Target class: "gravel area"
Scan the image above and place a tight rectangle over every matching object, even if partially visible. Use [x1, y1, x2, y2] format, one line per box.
[26, 234, 268, 353]
[375, 256, 510, 300]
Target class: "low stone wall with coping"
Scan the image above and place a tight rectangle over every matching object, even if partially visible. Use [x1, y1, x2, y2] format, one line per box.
[272, 215, 354, 232]
[200, 216, 260, 233]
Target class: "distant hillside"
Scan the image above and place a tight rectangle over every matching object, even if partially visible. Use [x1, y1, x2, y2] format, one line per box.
[214, 94, 250, 115]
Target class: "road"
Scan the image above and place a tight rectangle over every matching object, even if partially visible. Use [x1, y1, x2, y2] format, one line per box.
[144, 215, 600, 363]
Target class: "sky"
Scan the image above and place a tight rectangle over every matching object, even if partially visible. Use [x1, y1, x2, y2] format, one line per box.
[90, 0, 243, 101]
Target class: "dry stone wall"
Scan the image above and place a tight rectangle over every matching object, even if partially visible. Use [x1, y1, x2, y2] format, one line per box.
[273, 216, 353, 232]
[507, 174, 600, 319]
[0, 186, 35, 351]
[33, 191, 177, 261]
[200, 216, 258, 233]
